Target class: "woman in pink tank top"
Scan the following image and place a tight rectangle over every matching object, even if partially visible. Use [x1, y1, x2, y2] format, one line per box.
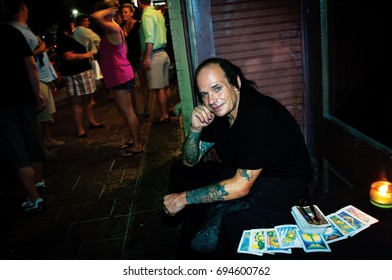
[92, 1, 143, 157]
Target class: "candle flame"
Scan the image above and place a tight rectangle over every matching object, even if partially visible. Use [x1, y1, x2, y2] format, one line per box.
[379, 184, 389, 195]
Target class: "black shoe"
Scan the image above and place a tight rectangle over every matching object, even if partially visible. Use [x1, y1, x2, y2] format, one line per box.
[152, 117, 171, 125]
[77, 133, 88, 138]
[121, 149, 144, 158]
[89, 124, 105, 129]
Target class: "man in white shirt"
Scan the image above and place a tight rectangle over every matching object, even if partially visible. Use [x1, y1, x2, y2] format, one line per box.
[73, 14, 101, 58]
[73, 14, 104, 100]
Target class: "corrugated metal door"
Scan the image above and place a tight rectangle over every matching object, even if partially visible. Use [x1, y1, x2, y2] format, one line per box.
[210, 0, 303, 127]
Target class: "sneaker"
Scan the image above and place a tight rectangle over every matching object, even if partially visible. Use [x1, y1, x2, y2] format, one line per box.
[21, 197, 45, 212]
[35, 180, 46, 195]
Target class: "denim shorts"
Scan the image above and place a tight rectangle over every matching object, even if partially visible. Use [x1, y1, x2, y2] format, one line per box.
[110, 79, 135, 91]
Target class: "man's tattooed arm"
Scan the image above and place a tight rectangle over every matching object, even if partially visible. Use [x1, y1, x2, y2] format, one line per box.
[185, 168, 262, 204]
[186, 182, 229, 204]
[183, 130, 214, 166]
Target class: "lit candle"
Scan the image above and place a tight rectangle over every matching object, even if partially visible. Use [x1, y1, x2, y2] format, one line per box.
[369, 181, 392, 209]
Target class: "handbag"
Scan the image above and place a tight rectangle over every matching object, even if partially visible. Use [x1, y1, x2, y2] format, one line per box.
[91, 59, 103, 80]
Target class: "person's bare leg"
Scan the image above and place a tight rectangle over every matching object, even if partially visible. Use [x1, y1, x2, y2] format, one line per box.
[85, 94, 102, 126]
[165, 85, 174, 113]
[31, 161, 44, 185]
[72, 96, 85, 136]
[138, 69, 150, 116]
[157, 88, 169, 121]
[112, 88, 142, 149]
[42, 121, 63, 145]
[144, 87, 150, 116]
[16, 165, 40, 202]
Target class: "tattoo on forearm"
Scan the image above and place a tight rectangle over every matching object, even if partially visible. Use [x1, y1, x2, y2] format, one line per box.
[240, 169, 253, 181]
[186, 183, 229, 204]
[199, 141, 213, 156]
[183, 131, 214, 165]
[183, 131, 200, 165]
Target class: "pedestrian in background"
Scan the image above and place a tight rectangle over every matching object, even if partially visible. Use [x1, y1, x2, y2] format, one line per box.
[138, 0, 174, 125]
[73, 14, 101, 60]
[8, 0, 65, 161]
[56, 17, 104, 138]
[92, 1, 144, 157]
[121, 3, 150, 118]
[1, 0, 46, 212]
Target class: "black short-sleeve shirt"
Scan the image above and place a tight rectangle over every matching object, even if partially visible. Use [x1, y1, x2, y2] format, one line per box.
[200, 86, 312, 179]
[56, 33, 92, 76]
[0, 23, 36, 109]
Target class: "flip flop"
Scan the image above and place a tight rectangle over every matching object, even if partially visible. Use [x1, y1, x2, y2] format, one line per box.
[77, 132, 88, 138]
[119, 142, 134, 150]
[89, 124, 105, 129]
[121, 149, 144, 158]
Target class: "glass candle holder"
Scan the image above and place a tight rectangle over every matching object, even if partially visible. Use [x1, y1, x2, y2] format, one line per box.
[369, 181, 392, 209]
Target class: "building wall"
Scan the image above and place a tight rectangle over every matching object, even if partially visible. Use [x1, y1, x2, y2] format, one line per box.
[168, 0, 194, 134]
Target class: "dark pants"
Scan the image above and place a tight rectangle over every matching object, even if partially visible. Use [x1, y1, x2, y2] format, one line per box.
[169, 160, 308, 256]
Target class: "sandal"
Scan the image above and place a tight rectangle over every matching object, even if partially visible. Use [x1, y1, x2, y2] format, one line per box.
[119, 142, 134, 150]
[77, 132, 88, 138]
[89, 123, 105, 129]
[121, 149, 144, 158]
[152, 117, 171, 125]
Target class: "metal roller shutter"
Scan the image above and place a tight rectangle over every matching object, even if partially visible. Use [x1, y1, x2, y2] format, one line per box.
[210, 0, 304, 127]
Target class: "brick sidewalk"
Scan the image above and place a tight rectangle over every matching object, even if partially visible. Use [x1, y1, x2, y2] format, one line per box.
[0, 82, 184, 259]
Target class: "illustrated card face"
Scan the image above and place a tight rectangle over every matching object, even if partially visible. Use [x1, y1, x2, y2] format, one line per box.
[323, 223, 347, 243]
[275, 224, 303, 248]
[296, 206, 314, 224]
[265, 229, 291, 254]
[293, 205, 329, 226]
[237, 230, 251, 253]
[298, 232, 331, 252]
[311, 205, 330, 225]
[327, 214, 356, 236]
[340, 205, 378, 225]
[336, 210, 368, 234]
[249, 229, 267, 254]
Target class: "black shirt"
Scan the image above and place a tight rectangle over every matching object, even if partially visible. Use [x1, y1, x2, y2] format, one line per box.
[56, 33, 92, 76]
[0, 23, 36, 110]
[121, 20, 141, 69]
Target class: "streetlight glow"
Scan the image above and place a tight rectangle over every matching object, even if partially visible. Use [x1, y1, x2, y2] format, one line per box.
[72, 9, 79, 17]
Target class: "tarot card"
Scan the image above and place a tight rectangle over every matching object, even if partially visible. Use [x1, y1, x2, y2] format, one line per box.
[298, 232, 331, 253]
[237, 230, 251, 254]
[340, 205, 378, 225]
[327, 214, 356, 236]
[275, 224, 303, 248]
[238, 230, 265, 256]
[323, 222, 347, 243]
[292, 205, 329, 226]
[249, 229, 267, 255]
[336, 210, 368, 235]
[264, 229, 291, 254]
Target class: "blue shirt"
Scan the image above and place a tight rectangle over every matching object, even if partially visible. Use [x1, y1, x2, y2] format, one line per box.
[9, 22, 57, 83]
